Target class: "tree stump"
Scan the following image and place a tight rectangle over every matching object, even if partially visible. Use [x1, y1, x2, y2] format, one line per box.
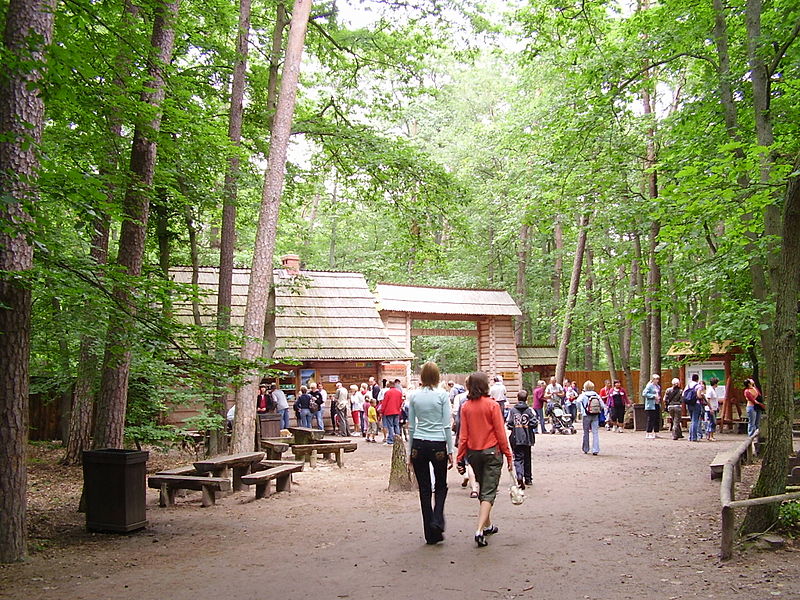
[388, 437, 416, 492]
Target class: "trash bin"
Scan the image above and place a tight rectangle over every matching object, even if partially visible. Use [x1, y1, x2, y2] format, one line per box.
[82, 448, 148, 533]
[632, 404, 646, 431]
[258, 413, 282, 439]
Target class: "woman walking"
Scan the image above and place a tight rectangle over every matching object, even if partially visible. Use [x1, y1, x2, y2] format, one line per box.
[457, 372, 514, 548]
[407, 362, 454, 545]
[641, 374, 661, 439]
[744, 378, 765, 437]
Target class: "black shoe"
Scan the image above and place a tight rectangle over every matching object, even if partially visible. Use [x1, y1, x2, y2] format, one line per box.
[426, 531, 444, 544]
[482, 524, 498, 536]
[474, 533, 488, 547]
[517, 478, 525, 490]
[524, 480, 533, 486]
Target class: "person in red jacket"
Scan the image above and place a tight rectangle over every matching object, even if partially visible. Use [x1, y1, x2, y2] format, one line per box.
[457, 372, 514, 548]
[381, 380, 404, 445]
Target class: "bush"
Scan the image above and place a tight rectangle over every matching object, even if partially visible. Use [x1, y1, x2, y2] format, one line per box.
[776, 500, 800, 535]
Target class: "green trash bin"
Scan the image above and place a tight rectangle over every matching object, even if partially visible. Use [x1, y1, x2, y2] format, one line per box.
[82, 448, 148, 533]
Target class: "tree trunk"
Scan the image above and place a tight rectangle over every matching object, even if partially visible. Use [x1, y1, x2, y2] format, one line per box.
[62, 0, 136, 465]
[515, 223, 529, 346]
[583, 246, 595, 370]
[587, 247, 617, 381]
[328, 176, 338, 268]
[647, 220, 661, 376]
[388, 437, 416, 491]
[633, 233, 650, 384]
[555, 214, 589, 382]
[266, 2, 288, 131]
[231, 0, 313, 454]
[0, 0, 55, 564]
[549, 217, 563, 345]
[741, 154, 800, 533]
[740, 0, 799, 531]
[94, 0, 180, 450]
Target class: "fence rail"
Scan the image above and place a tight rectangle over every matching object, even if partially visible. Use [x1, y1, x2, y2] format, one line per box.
[719, 429, 800, 559]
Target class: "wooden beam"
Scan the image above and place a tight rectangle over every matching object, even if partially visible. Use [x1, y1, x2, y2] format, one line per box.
[410, 328, 479, 338]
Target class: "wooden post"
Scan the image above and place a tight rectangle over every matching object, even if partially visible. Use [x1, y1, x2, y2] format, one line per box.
[720, 505, 735, 560]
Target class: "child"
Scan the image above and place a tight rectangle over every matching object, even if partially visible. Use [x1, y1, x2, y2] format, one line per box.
[366, 399, 379, 442]
[506, 389, 536, 488]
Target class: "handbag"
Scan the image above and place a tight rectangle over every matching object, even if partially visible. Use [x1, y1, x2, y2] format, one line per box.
[507, 469, 525, 505]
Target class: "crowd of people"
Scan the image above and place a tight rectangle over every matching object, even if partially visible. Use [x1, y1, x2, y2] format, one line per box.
[248, 366, 763, 549]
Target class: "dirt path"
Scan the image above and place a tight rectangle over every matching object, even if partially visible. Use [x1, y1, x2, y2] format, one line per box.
[2, 430, 798, 600]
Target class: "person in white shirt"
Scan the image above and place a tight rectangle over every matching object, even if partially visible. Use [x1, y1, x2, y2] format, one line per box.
[704, 377, 720, 441]
[489, 376, 508, 415]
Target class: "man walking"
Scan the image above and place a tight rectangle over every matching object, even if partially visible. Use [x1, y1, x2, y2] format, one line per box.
[381, 380, 404, 445]
[664, 378, 684, 440]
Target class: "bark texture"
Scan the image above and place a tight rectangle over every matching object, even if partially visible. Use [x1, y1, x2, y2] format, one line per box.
[388, 437, 416, 492]
[0, 0, 55, 563]
[231, 0, 313, 453]
[555, 214, 589, 382]
[94, 0, 180, 449]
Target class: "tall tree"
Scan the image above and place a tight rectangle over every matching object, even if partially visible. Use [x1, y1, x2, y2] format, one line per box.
[555, 213, 589, 382]
[0, 0, 55, 563]
[231, 0, 314, 453]
[93, 0, 181, 449]
[739, 0, 800, 533]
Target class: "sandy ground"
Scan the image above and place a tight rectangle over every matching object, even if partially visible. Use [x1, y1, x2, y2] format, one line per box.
[2, 429, 799, 600]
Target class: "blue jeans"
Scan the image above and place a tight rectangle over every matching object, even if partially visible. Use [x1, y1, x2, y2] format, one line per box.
[582, 414, 600, 454]
[279, 408, 290, 429]
[747, 405, 760, 437]
[385, 414, 400, 444]
[315, 408, 325, 430]
[534, 407, 546, 434]
[299, 408, 312, 428]
[706, 410, 716, 435]
[688, 403, 703, 441]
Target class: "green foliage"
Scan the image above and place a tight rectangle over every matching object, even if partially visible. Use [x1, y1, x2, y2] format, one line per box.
[777, 501, 800, 536]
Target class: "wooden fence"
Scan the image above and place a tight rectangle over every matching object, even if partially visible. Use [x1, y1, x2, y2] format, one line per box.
[719, 430, 800, 559]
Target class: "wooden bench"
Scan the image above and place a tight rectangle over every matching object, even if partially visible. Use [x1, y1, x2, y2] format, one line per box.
[240, 463, 304, 499]
[148, 474, 231, 507]
[292, 441, 357, 468]
[194, 451, 264, 491]
[710, 452, 731, 480]
[260, 438, 290, 460]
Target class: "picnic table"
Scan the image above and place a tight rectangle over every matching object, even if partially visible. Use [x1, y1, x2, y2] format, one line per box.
[194, 451, 264, 492]
[260, 438, 291, 460]
[288, 427, 324, 445]
[291, 439, 357, 468]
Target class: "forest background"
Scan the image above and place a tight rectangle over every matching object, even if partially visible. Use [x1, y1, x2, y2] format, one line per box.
[1, 0, 799, 562]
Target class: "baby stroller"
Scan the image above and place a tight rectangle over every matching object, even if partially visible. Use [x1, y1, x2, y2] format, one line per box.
[546, 401, 577, 434]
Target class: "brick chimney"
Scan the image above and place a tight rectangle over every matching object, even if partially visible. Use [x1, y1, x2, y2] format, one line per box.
[280, 253, 301, 274]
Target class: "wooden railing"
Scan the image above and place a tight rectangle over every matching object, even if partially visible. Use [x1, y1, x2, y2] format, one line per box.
[719, 429, 800, 559]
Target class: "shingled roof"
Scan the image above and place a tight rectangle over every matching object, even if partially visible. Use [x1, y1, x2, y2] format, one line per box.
[375, 283, 522, 317]
[517, 346, 559, 367]
[170, 266, 413, 362]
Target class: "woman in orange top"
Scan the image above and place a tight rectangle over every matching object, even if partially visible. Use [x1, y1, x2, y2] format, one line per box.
[457, 372, 514, 547]
[744, 378, 765, 437]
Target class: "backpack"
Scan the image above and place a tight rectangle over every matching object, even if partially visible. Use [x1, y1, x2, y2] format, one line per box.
[585, 392, 602, 415]
[682, 385, 698, 405]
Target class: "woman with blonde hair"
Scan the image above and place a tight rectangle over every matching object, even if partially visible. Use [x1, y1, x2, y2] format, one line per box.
[456, 371, 514, 547]
[407, 361, 453, 544]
